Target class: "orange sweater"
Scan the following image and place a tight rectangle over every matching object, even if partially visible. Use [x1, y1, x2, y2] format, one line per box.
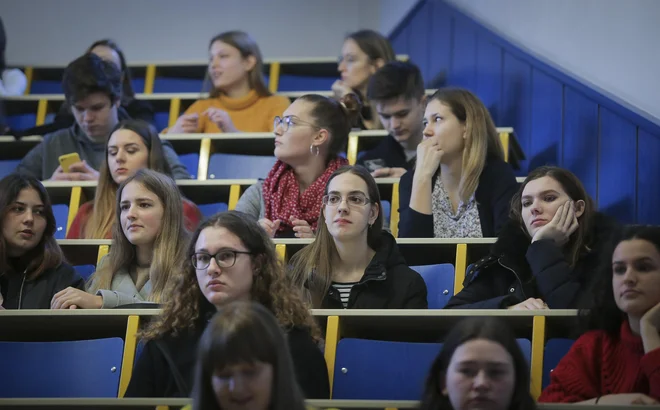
[172, 90, 290, 133]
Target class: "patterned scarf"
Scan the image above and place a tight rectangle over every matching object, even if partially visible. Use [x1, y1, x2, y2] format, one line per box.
[262, 157, 348, 233]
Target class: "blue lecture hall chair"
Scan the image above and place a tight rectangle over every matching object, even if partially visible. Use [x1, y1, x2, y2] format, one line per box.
[30, 81, 62, 94]
[198, 202, 228, 218]
[411, 264, 455, 309]
[178, 153, 200, 179]
[51, 204, 69, 240]
[153, 78, 204, 93]
[0, 338, 124, 398]
[0, 160, 20, 179]
[131, 78, 145, 94]
[6, 113, 37, 130]
[74, 264, 96, 281]
[277, 75, 335, 92]
[208, 153, 277, 180]
[154, 112, 170, 132]
[542, 338, 575, 388]
[381, 200, 391, 228]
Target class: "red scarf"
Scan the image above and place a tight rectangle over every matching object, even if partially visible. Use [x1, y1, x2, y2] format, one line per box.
[262, 157, 348, 233]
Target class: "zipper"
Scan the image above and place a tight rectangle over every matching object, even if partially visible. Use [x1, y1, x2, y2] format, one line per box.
[17, 270, 27, 310]
[347, 270, 387, 308]
[497, 257, 527, 299]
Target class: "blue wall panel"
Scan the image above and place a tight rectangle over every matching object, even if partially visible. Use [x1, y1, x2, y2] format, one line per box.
[475, 38, 502, 124]
[529, 69, 563, 169]
[407, 2, 432, 82]
[598, 108, 637, 223]
[427, 0, 452, 87]
[562, 88, 598, 200]
[501, 52, 532, 173]
[390, 26, 409, 56]
[448, 17, 477, 90]
[637, 129, 660, 225]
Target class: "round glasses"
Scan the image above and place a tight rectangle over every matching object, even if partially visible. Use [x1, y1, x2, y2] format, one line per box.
[273, 116, 320, 133]
[191, 250, 252, 270]
[322, 193, 371, 207]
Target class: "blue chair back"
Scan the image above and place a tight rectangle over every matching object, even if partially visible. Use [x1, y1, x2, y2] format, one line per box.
[543, 338, 575, 388]
[277, 75, 335, 92]
[52, 204, 69, 239]
[178, 153, 200, 179]
[198, 202, 228, 218]
[153, 77, 204, 93]
[74, 265, 96, 281]
[154, 112, 169, 133]
[30, 81, 62, 94]
[411, 264, 455, 309]
[0, 160, 20, 178]
[208, 154, 276, 179]
[0, 338, 124, 397]
[6, 114, 36, 130]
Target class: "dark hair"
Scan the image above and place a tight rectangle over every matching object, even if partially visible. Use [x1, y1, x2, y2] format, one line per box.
[345, 30, 396, 65]
[297, 93, 362, 160]
[192, 301, 307, 410]
[367, 61, 425, 102]
[62, 53, 122, 105]
[110, 119, 173, 175]
[584, 225, 660, 336]
[0, 17, 6, 72]
[510, 166, 596, 267]
[86, 39, 136, 103]
[0, 174, 65, 280]
[419, 317, 536, 410]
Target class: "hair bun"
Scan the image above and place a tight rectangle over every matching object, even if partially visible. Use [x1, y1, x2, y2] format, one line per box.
[339, 93, 363, 128]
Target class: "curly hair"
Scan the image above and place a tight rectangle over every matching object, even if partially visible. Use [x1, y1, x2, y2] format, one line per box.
[140, 210, 319, 341]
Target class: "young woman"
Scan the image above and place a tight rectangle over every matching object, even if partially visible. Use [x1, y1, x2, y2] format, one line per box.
[0, 174, 84, 309]
[191, 301, 307, 410]
[66, 120, 202, 239]
[0, 17, 27, 97]
[50, 169, 188, 309]
[235, 94, 360, 238]
[539, 225, 660, 405]
[419, 317, 537, 410]
[289, 165, 427, 309]
[124, 211, 329, 399]
[333, 30, 396, 130]
[167, 31, 290, 134]
[399, 88, 518, 239]
[445, 166, 618, 310]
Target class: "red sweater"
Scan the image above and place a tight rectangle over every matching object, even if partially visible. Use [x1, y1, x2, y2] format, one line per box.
[539, 321, 660, 403]
[66, 199, 203, 239]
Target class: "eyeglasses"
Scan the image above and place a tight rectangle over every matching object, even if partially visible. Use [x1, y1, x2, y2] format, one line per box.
[322, 193, 371, 207]
[191, 250, 252, 270]
[273, 116, 320, 133]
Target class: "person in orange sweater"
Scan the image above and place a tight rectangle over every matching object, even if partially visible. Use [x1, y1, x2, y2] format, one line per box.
[166, 31, 290, 134]
[67, 120, 201, 239]
[539, 225, 660, 405]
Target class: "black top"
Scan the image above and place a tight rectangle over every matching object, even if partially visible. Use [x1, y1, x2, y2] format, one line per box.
[398, 156, 519, 238]
[357, 133, 416, 172]
[0, 261, 84, 309]
[322, 231, 428, 309]
[124, 304, 330, 399]
[445, 213, 618, 309]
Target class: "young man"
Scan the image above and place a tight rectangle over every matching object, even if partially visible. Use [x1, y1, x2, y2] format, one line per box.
[359, 61, 425, 178]
[16, 53, 189, 181]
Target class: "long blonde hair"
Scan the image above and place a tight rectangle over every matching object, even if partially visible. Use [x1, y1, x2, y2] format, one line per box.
[428, 88, 504, 203]
[84, 120, 173, 239]
[87, 169, 188, 303]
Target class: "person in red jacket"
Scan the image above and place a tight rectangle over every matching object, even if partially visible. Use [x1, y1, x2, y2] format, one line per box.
[539, 225, 660, 405]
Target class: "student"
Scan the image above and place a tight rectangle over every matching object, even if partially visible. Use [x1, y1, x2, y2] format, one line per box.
[289, 165, 427, 309]
[419, 317, 537, 410]
[398, 88, 518, 238]
[235, 94, 359, 238]
[12, 40, 154, 139]
[167, 31, 289, 134]
[124, 211, 330, 399]
[191, 301, 308, 410]
[15, 53, 189, 181]
[0, 17, 27, 96]
[445, 166, 618, 310]
[50, 169, 189, 309]
[0, 174, 84, 309]
[359, 61, 425, 178]
[539, 225, 660, 405]
[66, 120, 202, 239]
[333, 30, 396, 130]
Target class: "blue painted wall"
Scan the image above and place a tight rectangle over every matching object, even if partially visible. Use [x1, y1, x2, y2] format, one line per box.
[390, 0, 660, 225]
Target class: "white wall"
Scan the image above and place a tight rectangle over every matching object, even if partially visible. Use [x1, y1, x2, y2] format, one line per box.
[445, 0, 660, 122]
[1, 0, 384, 65]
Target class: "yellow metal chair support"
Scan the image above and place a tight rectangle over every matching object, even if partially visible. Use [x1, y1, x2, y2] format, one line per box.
[275, 244, 286, 261]
[66, 187, 84, 235]
[453, 244, 468, 294]
[390, 183, 400, 237]
[168, 98, 181, 128]
[228, 184, 241, 210]
[118, 315, 141, 397]
[23, 67, 33, 95]
[499, 132, 510, 163]
[36, 99, 48, 126]
[268, 62, 281, 93]
[324, 316, 341, 398]
[346, 134, 359, 165]
[198, 138, 212, 181]
[530, 315, 546, 399]
[97, 245, 110, 266]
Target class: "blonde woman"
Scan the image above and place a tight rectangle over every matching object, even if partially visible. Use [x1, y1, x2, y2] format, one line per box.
[51, 169, 189, 309]
[398, 88, 518, 238]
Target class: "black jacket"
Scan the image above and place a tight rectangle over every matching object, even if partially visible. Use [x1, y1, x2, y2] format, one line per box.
[0, 262, 84, 309]
[398, 156, 519, 238]
[322, 231, 428, 309]
[445, 212, 618, 309]
[124, 303, 330, 399]
[357, 134, 416, 172]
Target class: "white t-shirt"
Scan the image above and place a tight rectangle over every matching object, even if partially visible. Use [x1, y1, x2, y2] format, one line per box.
[0, 68, 28, 96]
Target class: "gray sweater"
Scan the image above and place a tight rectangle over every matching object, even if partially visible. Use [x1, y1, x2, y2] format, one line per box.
[16, 124, 190, 180]
[235, 181, 265, 220]
[92, 266, 153, 308]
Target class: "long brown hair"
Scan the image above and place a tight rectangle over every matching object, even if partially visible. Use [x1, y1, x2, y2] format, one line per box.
[83, 120, 173, 239]
[510, 166, 596, 267]
[426, 88, 504, 203]
[0, 174, 65, 280]
[87, 169, 188, 303]
[192, 301, 307, 410]
[206, 31, 271, 98]
[288, 165, 382, 307]
[140, 211, 318, 341]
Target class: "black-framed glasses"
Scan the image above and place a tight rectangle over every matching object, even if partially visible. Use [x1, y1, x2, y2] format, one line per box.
[322, 193, 371, 207]
[273, 115, 320, 133]
[191, 250, 252, 270]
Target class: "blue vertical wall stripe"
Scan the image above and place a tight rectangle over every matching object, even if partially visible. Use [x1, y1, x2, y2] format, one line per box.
[428, 1, 452, 86]
[408, 2, 432, 82]
[448, 18, 477, 90]
[637, 129, 660, 225]
[475, 38, 503, 125]
[501, 52, 532, 174]
[529, 68, 563, 169]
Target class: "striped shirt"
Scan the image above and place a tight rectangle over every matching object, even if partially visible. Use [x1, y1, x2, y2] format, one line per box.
[331, 282, 358, 308]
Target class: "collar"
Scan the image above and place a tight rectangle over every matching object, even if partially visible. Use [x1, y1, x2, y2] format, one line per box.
[217, 90, 260, 111]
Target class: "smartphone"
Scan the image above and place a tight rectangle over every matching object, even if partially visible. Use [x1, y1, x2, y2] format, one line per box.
[58, 152, 81, 173]
[363, 159, 387, 173]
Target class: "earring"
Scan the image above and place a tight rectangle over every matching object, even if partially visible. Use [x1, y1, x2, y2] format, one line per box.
[309, 144, 320, 156]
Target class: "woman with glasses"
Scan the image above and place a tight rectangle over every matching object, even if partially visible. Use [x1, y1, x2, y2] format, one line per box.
[289, 165, 427, 309]
[125, 210, 329, 399]
[235, 94, 360, 238]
